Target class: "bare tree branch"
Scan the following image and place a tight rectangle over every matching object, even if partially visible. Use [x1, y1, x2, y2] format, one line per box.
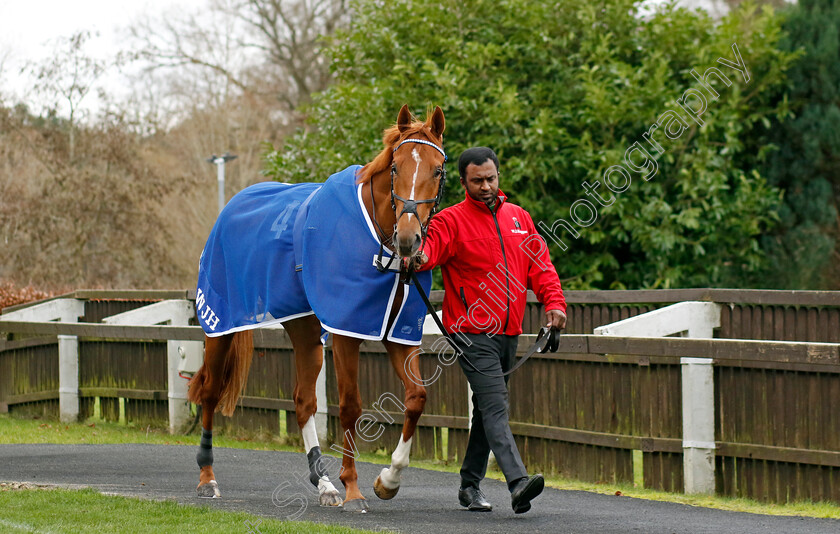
[22, 31, 107, 161]
[129, 0, 348, 119]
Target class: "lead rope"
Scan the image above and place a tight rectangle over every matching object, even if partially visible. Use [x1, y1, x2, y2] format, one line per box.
[407, 269, 559, 378]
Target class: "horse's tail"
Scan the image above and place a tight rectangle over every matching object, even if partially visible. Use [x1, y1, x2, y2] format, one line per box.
[188, 331, 254, 417]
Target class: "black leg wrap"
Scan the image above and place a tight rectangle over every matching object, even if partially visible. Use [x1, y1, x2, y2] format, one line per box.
[307, 446, 328, 487]
[197, 428, 213, 468]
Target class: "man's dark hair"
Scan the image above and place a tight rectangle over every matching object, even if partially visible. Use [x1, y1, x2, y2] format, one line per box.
[458, 147, 499, 178]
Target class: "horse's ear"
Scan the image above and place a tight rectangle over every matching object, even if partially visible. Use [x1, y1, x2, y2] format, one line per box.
[397, 105, 412, 133]
[428, 106, 445, 138]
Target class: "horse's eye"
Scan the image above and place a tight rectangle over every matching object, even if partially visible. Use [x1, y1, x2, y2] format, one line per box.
[434, 168, 442, 177]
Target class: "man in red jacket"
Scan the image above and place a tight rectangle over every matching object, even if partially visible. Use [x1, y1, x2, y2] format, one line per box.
[416, 146, 567, 514]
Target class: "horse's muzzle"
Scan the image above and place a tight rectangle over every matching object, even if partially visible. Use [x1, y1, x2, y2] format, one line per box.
[396, 232, 422, 259]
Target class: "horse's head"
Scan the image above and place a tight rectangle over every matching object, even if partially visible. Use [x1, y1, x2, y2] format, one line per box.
[390, 105, 446, 259]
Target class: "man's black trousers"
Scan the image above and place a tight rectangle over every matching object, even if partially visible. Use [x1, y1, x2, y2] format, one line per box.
[453, 332, 528, 491]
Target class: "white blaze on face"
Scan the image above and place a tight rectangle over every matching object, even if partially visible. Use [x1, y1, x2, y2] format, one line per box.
[406, 147, 422, 221]
[378, 434, 413, 490]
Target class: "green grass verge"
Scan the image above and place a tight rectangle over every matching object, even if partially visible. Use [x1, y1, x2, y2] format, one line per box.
[1, 414, 839, 519]
[0, 412, 297, 451]
[0, 486, 374, 534]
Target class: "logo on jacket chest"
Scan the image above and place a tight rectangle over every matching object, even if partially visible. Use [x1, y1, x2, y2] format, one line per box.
[510, 217, 528, 235]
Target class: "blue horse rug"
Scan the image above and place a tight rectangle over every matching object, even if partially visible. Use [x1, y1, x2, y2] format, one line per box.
[195, 165, 432, 345]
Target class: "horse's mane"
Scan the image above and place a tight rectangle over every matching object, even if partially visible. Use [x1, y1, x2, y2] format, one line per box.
[355, 121, 443, 185]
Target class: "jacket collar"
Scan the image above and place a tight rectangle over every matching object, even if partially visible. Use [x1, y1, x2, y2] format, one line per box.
[463, 189, 508, 213]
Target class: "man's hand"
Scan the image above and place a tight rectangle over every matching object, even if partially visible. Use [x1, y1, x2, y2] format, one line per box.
[545, 309, 566, 330]
[406, 251, 428, 271]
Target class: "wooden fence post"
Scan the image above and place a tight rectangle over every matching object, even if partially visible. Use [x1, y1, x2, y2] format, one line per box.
[681, 356, 715, 494]
[103, 300, 196, 434]
[58, 334, 80, 423]
[594, 301, 721, 494]
[316, 363, 328, 443]
[0, 299, 85, 422]
[681, 305, 718, 494]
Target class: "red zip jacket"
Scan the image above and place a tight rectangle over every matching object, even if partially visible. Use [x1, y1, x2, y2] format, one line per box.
[419, 189, 566, 336]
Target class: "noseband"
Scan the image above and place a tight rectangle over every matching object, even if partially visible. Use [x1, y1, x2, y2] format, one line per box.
[371, 137, 447, 273]
[389, 138, 448, 222]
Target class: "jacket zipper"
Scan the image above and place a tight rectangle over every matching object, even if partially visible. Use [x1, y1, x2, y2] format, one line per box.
[489, 204, 510, 332]
[460, 287, 469, 311]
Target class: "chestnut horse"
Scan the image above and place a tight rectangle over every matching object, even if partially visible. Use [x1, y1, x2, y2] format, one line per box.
[187, 105, 446, 513]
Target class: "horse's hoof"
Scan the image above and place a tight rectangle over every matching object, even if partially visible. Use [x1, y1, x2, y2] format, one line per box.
[319, 489, 343, 507]
[373, 475, 399, 500]
[342, 498, 369, 513]
[197, 480, 220, 498]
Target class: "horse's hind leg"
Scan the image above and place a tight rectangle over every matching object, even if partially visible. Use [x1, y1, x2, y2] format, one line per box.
[286, 314, 342, 506]
[373, 340, 427, 500]
[189, 334, 231, 498]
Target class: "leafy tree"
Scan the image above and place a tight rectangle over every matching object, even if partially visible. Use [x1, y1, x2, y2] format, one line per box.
[742, 0, 840, 288]
[263, 0, 797, 289]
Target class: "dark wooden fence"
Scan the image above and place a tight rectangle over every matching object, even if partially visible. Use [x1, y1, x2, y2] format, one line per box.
[2, 288, 840, 505]
[0, 337, 60, 419]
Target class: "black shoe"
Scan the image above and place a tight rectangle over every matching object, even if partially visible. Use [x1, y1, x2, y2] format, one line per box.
[510, 474, 544, 514]
[458, 486, 492, 512]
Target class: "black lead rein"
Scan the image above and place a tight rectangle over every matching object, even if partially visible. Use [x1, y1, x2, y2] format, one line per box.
[408, 269, 560, 378]
[370, 135, 558, 376]
[369, 172, 399, 273]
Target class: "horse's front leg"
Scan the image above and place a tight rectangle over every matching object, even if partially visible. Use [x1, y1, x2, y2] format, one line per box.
[286, 315, 342, 507]
[374, 340, 427, 500]
[331, 334, 369, 512]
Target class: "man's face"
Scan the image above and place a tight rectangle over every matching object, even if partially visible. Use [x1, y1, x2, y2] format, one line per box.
[461, 160, 499, 208]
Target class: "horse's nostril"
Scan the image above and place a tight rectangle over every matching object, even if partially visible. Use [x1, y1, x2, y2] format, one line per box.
[396, 233, 421, 257]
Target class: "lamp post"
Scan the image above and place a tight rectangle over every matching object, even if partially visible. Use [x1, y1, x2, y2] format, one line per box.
[207, 153, 238, 215]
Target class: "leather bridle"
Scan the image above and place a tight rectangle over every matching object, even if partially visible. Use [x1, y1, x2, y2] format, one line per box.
[371, 137, 447, 273]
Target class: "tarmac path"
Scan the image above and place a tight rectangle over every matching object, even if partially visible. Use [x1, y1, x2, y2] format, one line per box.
[1, 443, 838, 534]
